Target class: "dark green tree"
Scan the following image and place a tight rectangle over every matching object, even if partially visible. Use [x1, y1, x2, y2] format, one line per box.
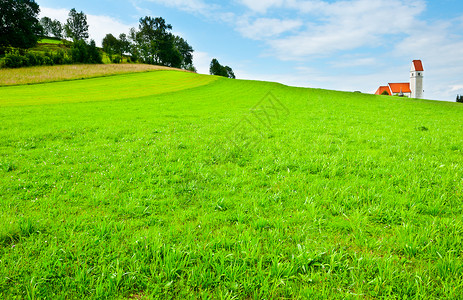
[210, 58, 235, 79]
[224, 66, 235, 79]
[64, 8, 89, 41]
[40, 17, 52, 36]
[381, 90, 390, 95]
[87, 40, 102, 64]
[70, 39, 102, 64]
[174, 36, 194, 69]
[128, 16, 194, 69]
[0, 0, 43, 49]
[157, 33, 182, 68]
[50, 19, 63, 39]
[102, 33, 118, 61]
[133, 16, 172, 64]
[40, 17, 63, 39]
[70, 39, 88, 63]
[117, 33, 130, 57]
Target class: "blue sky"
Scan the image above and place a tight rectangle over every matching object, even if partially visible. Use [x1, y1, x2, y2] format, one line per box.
[36, 0, 463, 101]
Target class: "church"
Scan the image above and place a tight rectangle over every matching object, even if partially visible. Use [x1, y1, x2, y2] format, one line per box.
[375, 60, 424, 99]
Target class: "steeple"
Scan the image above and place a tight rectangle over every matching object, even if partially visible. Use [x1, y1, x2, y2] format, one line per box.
[410, 60, 424, 99]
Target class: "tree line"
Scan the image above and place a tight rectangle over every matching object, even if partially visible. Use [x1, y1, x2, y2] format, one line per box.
[0, 0, 235, 77]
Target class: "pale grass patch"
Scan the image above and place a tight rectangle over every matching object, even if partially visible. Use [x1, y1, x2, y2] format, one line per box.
[0, 64, 187, 86]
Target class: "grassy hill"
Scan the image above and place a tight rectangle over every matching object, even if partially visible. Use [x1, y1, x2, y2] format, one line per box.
[1, 67, 463, 298]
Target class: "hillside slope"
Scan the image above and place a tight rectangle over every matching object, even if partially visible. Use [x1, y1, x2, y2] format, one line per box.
[0, 64, 190, 87]
[1, 70, 463, 298]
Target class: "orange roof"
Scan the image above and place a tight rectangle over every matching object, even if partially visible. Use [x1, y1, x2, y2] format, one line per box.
[412, 60, 424, 71]
[388, 83, 411, 94]
[375, 86, 392, 95]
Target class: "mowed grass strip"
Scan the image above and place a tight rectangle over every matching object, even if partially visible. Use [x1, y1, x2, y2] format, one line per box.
[0, 63, 189, 87]
[1, 70, 463, 298]
[37, 38, 64, 45]
[0, 70, 218, 106]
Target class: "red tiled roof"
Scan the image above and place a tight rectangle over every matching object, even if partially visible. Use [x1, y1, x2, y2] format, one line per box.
[375, 86, 392, 95]
[412, 60, 424, 71]
[388, 83, 411, 94]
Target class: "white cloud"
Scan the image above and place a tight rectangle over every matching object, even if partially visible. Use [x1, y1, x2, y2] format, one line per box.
[331, 57, 377, 68]
[451, 85, 463, 92]
[130, 0, 152, 16]
[144, 0, 218, 15]
[237, 0, 286, 14]
[39, 7, 68, 23]
[265, 0, 426, 59]
[87, 15, 135, 46]
[193, 51, 212, 74]
[236, 18, 303, 40]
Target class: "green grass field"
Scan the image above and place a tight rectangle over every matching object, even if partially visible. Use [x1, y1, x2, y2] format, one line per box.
[1, 68, 463, 299]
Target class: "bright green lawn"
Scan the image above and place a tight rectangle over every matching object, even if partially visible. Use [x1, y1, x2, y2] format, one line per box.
[1, 70, 463, 299]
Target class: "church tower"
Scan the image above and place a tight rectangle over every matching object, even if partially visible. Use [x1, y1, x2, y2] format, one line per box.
[410, 60, 424, 99]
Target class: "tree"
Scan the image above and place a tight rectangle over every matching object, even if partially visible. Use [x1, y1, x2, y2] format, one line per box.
[41, 17, 63, 39]
[87, 40, 102, 64]
[70, 39, 88, 63]
[64, 8, 89, 41]
[128, 16, 195, 69]
[50, 19, 63, 39]
[157, 33, 182, 68]
[0, 0, 43, 49]
[40, 17, 52, 36]
[133, 16, 172, 65]
[174, 36, 194, 69]
[71, 39, 102, 64]
[210, 58, 235, 79]
[381, 90, 390, 95]
[117, 33, 130, 57]
[457, 95, 463, 103]
[224, 66, 235, 79]
[102, 33, 118, 61]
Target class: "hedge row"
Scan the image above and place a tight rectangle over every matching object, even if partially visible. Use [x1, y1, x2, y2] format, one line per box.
[2, 49, 72, 68]
[1, 40, 103, 68]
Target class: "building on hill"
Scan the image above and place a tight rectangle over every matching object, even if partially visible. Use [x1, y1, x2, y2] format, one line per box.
[375, 60, 424, 98]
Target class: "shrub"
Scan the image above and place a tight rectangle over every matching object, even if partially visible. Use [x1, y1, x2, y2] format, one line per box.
[25, 52, 39, 66]
[381, 90, 390, 95]
[71, 40, 88, 63]
[1, 48, 74, 69]
[53, 50, 64, 65]
[112, 55, 122, 64]
[42, 55, 54, 66]
[4, 50, 24, 68]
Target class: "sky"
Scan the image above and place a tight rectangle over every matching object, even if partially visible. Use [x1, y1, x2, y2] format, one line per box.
[36, 0, 463, 101]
